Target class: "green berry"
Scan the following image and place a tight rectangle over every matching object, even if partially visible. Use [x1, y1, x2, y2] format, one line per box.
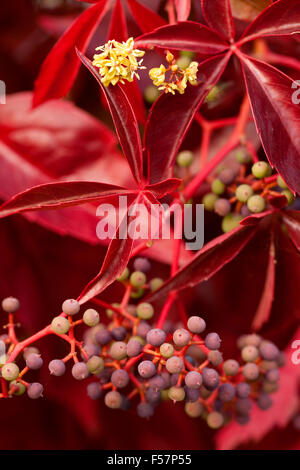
[130, 271, 146, 288]
[176, 55, 191, 69]
[144, 85, 159, 104]
[277, 175, 288, 189]
[176, 150, 194, 168]
[205, 85, 221, 103]
[235, 184, 253, 202]
[130, 287, 145, 299]
[2, 363, 19, 381]
[105, 303, 120, 318]
[83, 308, 100, 327]
[10, 380, 26, 396]
[252, 161, 271, 178]
[168, 386, 185, 402]
[51, 316, 70, 335]
[221, 213, 243, 233]
[211, 178, 225, 195]
[282, 189, 294, 206]
[109, 341, 127, 360]
[202, 193, 218, 211]
[87, 355, 104, 374]
[160, 343, 174, 358]
[149, 278, 164, 292]
[241, 345, 259, 362]
[137, 302, 154, 320]
[180, 50, 195, 59]
[247, 195, 266, 213]
[117, 267, 129, 282]
[185, 401, 203, 418]
[207, 411, 224, 429]
[131, 335, 146, 346]
[235, 148, 251, 164]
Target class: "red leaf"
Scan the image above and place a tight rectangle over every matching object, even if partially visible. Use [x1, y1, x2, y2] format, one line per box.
[33, 1, 109, 106]
[77, 51, 144, 186]
[239, 54, 300, 194]
[251, 229, 275, 330]
[127, 0, 167, 32]
[108, 0, 128, 41]
[0, 181, 136, 218]
[282, 211, 300, 252]
[145, 224, 256, 303]
[144, 52, 232, 183]
[174, 0, 191, 21]
[145, 178, 181, 198]
[240, 0, 300, 43]
[241, 209, 274, 225]
[201, 0, 235, 42]
[216, 328, 300, 450]
[78, 195, 142, 304]
[134, 21, 229, 54]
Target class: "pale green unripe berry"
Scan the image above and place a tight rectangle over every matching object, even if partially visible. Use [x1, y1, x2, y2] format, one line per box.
[221, 213, 243, 233]
[205, 85, 221, 103]
[168, 386, 185, 402]
[109, 341, 127, 360]
[10, 380, 26, 395]
[180, 50, 195, 59]
[51, 316, 70, 335]
[235, 184, 253, 202]
[130, 271, 146, 288]
[117, 267, 129, 282]
[137, 302, 154, 320]
[252, 161, 271, 178]
[277, 175, 288, 189]
[211, 178, 225, 195]
[207, 411, 224, 429]
[105, 303, 120, 318]
[202, 193, 218, 211]
[241, 345, 259, 362]
[185, 401, 204, 418]
[144, 85, 159, 104]
[160, 343, 174, 358]
[176, 150, 194, 168]
[235, 148, 251, 163]
[83, 309, 100, 327]
[149, 278, 164, 292]
[282, 189, 294, 206]
[130, 287, 145, 299]
[247, 195, 266, 213]
[176, 55, 191, 69]
[87, 355, 104, 374]
[2, 363, 19, 381]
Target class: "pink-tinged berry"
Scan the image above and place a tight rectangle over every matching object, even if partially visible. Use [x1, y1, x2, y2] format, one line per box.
[168, 386, 185, 402]
[104, 390, 122, 409]
[62, 299, 80, 316]
[185, 371, 202, 389]
[130, 271, 146, 288]
[207, 411, 224, 429]
[185, 401, 203, 417]
[208, 350, 223, 366]
[26, 353, 43, 370]
[242, 363, 260, 381]
[173, 328, 191, 347]
[138, 360, 156, 379]
[111, 369, 129, 389]
[241, 345, 259, 362]
[218, 383, 235, 402]
[259, 341, 279, 361]
[146, 328, 166, 347]
[137, 402, 154, 418]
[219, 168, 235, 185]
[223, 359, 239, 376]
[202, 368, 220, 390]
[27, 382, 43, 399]
[1, 297, 20, 313]
[109, 341, 127, 361]
[126, 339, 143, 357]
[48, 359, 66, 376]
[166, 356, 184, 374]
[159, 343, 174, 358]
[205, 332, 221, 350]
[51, 316, 70, 335]
[133, 257, 151, 273]
[214, 198, 231, 216]
[2, 363, 19, 381]
[187, 316, 206, 334]
[87, 382, 102, 400]
[137, 302, 154, 320]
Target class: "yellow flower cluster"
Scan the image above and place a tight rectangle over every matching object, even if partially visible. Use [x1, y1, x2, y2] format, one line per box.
[149, 53, 199, 95]
[92, 37, 145, 87]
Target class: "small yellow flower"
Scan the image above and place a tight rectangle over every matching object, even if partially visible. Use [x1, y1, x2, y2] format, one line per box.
[184, 61, 198, 85]
[149, 65, 166, 86]
[92, 37, 145, 87]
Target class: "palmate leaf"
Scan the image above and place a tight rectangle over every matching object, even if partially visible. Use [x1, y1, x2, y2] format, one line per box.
[77, 51, 144, 186]
[0, 181, 137, 218]
[239, 54, 300, 194]
[201, 0, 235, 42]
[127, 0, 167, 32]
[33, 0, 109, 106]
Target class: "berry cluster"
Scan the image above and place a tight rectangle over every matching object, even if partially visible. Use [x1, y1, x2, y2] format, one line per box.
[202, 151, 294, 232]
[0, 268, 284, 429]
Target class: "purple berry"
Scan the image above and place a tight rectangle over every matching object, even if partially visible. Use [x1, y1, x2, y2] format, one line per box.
[126, 339, 143, 357]
[265, 368, 280, 383]
[111, 369, 129, 389]
[208, 350, 223, 366]
[87, 382, 102, 400]
[146, 328, 166, 347]
[166, 356, 184, 374]
[1, 297, 20, 313]
[202, 368, 220, 390]
[236, 413, 250, 425]
[26, 353, 43, 370]
[184, 387, 200, 403]
[81, 343, 101, 359]
[214, 198, 231, 216]
[236, 398, 252, 415]
[257, 392, 272, 410]
[145, 388, 161, 404]
[205, 332, 221, 350]
[95, 329, 112, 346]
[133, 257, 151, 273]
[218, 383, 235, 402]
[185, 371, 202, 389]
[111, 326, 127, 341]
[236, 382, 251, 398]
[48, 359, 66, 376]
[148, 375, 166, 391]
[138, 360, 156, 379]
[259, 341, 279, 361]
[242, 363, 260, 381]
[219, 168, 235, 185]
[137, 402, 154, 418]
[136, 321, 151, 338]
[104, 390, 122, 409]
